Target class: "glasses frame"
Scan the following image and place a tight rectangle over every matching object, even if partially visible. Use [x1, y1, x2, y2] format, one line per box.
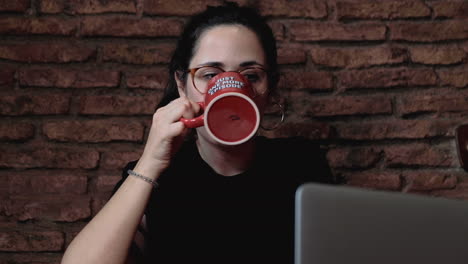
[186, 66, 269, 96]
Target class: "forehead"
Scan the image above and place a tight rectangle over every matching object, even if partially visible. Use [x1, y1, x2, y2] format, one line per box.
[190, 24, 266, 67]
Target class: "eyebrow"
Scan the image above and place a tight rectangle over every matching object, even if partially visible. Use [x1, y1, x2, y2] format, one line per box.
[195, 61, 265, 68]
[240, 61, 265, 68]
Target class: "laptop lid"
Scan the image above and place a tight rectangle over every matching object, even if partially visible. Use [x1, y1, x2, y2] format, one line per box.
[295, 183, 468, 264]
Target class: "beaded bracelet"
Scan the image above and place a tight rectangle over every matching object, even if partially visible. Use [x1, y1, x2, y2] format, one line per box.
[127, 169, 159, 189]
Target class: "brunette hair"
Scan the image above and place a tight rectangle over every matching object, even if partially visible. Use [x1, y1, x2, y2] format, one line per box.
[156, 1, 279, 108]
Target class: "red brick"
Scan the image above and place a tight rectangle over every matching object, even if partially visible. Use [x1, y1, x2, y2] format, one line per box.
[384, 143, 457, 167]
[0, 176, 8, 194]
[296, 95, 392, 117]
[68, 0, 137, 14]
[258, 0, 327, 18]
[0, 231, 64, 252]
[91, 195, 111, 217]
[0, 95, 70, 116]
[93, 175, 122, 193]
[461, 42, 468, 54]
[0, 17, 77, 35]
[289, 22, 386, 41]
[431, 176, 468, 200]
[311, 46, 407, 68]
[19, 68, 120, 88]
[0, 68, 15, 86]
[398, 90, 468, 116]
[101, 151, 142, 169]
[268, 21, 285, 41]
[437, 66, 468, 88]
[63, 225, 86, 249]
[335, 120, 459, 140]
[0, 42, 96, 63]
[2, 171, 87, 194]
[126, 70, 168, 90]
[0, 84, 12, 91]
[0, 0, 30, 12]
[430, 0, 468, 18]
[79, 95, 159, 115]
[0, 253, 62, 264]
[143, 0, 221, 16]
[28, 174, 88, 194]
[0, 122, 35, 141]
[38, 0, 65, 13]
[337, 67, 437, 90]
[0, 148, 99, 169]
[259, 121, 332, 139]
[278, 71, 333, 91]
[101, 43, 174, 65]
[277, 45, 307, 65]
[80, 16, 183, 37]
[1, 196, 91, 222]
[409, 44, 466, 65]
[343, 171, 402, 190]
[389, 20, 468, 42]
[327, 147, 381, 168]
[43, 120, 144, 143]
[336, 0, 430, 20]
[402, 171, 458, 191]
[58, 198, 91, 222]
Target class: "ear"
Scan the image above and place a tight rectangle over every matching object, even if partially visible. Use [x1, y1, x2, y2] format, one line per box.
[174, 71, 187, 97]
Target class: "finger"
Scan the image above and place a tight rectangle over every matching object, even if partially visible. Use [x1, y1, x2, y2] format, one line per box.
[155, 97, 202, 128]
[167, 121, 187, 136]
[190, 100, 202, 116]
[177, 97, 201, 119]
[155, 98, 190, 123]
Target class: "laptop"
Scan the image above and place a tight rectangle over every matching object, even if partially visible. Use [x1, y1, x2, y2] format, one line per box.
[295, 183, 468, 264]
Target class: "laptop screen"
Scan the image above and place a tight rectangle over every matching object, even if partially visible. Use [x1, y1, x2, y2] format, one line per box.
[295, 183, 468, 264]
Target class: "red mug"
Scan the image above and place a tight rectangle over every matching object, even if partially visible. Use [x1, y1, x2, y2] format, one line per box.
[180, 72, 260, 145]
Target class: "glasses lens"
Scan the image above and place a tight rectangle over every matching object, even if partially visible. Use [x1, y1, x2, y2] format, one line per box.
[193, 67, 224, 93]
[240, 68, 267, 96]
[192, 66, 268, 96]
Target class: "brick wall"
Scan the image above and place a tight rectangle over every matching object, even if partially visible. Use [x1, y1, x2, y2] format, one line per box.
[0, 0, 467, 262]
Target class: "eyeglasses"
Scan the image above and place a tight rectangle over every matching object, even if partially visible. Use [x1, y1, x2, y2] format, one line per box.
[186, 66, 268, 96]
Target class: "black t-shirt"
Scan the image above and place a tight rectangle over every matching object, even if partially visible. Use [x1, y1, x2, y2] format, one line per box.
[115, 136, 336, 264]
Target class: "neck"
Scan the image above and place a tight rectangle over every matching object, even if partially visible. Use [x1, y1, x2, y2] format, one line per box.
[196, 136, 256, 176]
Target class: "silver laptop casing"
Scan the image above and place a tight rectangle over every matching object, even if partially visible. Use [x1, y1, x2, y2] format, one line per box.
[295, 183, 468, 264]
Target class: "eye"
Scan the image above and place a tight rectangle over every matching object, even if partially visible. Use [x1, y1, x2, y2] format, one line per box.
[196, 67, 223, 80]
[201, 72, 218, 80]
[243, 73, 260, 83]
[241, 68, 265, 83]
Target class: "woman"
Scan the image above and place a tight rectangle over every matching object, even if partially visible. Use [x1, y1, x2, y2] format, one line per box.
[61, 3, 336, 264]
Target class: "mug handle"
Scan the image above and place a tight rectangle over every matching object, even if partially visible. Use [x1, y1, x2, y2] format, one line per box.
[180, 102, 205, 128]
